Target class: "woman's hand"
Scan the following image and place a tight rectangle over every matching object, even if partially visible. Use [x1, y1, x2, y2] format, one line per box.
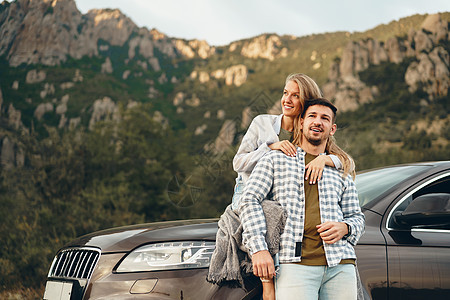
[305, 155, 328, 184]
[268, 140, 297, 157]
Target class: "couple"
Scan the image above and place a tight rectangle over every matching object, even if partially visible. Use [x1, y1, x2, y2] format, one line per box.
[210, 73, 365, 300]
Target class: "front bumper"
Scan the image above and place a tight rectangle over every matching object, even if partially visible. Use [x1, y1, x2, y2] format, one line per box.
[45, 252, 259, 299]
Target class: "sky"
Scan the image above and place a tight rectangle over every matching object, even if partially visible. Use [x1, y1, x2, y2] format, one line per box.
[72, 0, 450, 45]
[31, 0, 450, 46]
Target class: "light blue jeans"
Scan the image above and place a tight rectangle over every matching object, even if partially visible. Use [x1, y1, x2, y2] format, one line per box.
[231, 176, 244, 210]
[275, 263, 357, 300]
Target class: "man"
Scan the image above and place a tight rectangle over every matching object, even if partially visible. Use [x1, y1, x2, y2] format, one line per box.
[238, 98, 365, 299]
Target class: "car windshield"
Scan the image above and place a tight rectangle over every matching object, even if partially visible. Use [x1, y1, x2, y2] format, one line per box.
[355, 165, 431, 207]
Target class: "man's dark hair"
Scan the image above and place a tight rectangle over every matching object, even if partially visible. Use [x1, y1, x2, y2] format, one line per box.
[301, 98, 338, 120]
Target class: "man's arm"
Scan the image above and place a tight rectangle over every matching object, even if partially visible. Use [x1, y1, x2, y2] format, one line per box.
[238, 154, 276, 277]
[338, 176, 365, 245]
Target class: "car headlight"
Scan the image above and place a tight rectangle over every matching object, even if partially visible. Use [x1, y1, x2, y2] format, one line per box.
[116, 241, 215, 272]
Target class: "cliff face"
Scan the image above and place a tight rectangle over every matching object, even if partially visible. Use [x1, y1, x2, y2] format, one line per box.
[5, 0, 446, 110]
[1, 0, 93, 65]
[0, 0, 217, 67]
[0, 1, 448, 164]
[323, 14, 449, 111]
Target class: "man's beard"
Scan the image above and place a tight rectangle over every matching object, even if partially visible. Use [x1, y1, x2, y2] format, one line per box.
[303, 127, 328, 146]
[305, 135, 324, 146]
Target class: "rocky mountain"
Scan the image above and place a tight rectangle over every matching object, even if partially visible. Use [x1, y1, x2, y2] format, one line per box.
[0, 0, 449, 169]
[323, 14, 449, 112]
[0, 0, 212, 66]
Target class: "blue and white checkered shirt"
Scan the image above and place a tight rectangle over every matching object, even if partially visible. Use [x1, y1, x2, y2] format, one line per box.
[238, 148, 365, 267]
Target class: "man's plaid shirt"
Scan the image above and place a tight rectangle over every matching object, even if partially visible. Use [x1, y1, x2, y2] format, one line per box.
[238, 148, 365, 267]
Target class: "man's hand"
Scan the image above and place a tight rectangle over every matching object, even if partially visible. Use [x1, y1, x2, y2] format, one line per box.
[251, 250, 275, 279]
[316, 221, 348, 244]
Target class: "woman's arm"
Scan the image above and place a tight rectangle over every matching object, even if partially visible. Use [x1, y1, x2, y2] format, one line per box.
[234, 137, 299, 173]
[305, 154, 342, 184]
[233, 136, 271, 174]
[233, 117, 276, 173]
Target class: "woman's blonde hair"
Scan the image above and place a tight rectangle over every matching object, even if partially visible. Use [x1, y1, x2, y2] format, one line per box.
[286, 73, 355, 178]
[325, 136, 356, 179]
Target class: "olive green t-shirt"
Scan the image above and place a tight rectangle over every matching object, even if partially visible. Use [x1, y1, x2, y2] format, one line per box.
[278, 127, 293, 142]
[298, 153, 355, 266]
[299, 153, 328, 265]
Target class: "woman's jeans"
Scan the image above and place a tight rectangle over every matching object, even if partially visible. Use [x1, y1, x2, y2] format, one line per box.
[275, 263, 357, 300]
[231, 176, 244, 210]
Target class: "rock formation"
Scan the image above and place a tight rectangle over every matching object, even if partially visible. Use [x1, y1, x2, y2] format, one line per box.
[405, 46, 449, 98]
[101, 57, 113, 74]
[0, 0, 212, 68]
[89, 96, 119, 129]
[186, 94, 201, 107]
[194, 124, 207, 135]
[191, 64, 248, 87]
[240, 35, 288, 61]
[7, 103, 24, 130]
[0, 1, 447, 169]
[34, 102, 54, 120]
[1, 136, 15, 169]
[173, 92, 185, 106]
[26, 69, 46, 84]
[224, 65, 248, 87]
[1, 0, 86, 66]
[323, 13, 449, 111]
[174, 39, 215, 59]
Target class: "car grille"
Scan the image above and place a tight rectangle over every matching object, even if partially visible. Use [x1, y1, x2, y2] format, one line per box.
[48, 247, 101, 280]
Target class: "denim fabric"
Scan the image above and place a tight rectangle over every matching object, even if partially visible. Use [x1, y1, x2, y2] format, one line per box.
[275, 263, 357, 300]
[231, 176, 245, 210]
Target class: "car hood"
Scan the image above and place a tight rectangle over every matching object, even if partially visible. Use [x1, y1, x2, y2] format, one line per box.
[63, 219, 219, 253]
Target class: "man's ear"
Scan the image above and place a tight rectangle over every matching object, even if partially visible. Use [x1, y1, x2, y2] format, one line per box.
[329, 123, 337, 136]
[300, 117, 304, 130]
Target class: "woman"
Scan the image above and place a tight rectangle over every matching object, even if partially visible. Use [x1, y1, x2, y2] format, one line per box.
[232, 73, 354, 299]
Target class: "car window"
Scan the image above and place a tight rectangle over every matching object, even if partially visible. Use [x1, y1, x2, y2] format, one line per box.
[355, 165, 431, 207]
[388, 174, 450, 229]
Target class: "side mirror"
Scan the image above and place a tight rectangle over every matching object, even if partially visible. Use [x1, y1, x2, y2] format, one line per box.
[394, 193, 450, 228]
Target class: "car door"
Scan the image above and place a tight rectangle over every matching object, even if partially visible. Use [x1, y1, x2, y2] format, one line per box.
[383, 172, 450, 300]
